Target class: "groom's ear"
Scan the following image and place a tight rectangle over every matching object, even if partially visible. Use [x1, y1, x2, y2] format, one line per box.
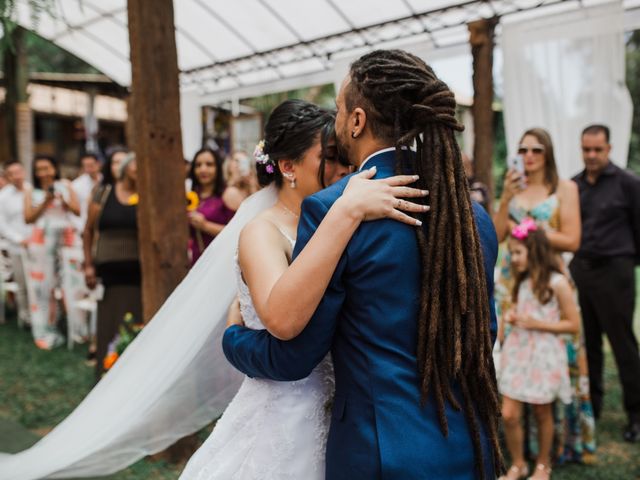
[351, 107, 367, 138]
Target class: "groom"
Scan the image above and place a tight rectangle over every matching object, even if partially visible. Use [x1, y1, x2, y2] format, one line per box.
[224, 50, 501, 479]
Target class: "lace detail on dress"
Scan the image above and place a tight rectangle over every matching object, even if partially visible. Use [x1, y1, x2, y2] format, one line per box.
[180, 236, 334, 480]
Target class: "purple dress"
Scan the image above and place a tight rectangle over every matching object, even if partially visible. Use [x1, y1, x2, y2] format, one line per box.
[189, 194, 235, 264]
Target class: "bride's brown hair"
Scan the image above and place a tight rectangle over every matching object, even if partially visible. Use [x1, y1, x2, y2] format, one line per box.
[258, 100, 335, 188]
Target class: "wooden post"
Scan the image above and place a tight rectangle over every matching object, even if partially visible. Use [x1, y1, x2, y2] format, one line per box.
[2, 26, 32, 173]
[468, 18, 497, 207]
[2, 39, 18, 163]
[127, 0, 189, 321]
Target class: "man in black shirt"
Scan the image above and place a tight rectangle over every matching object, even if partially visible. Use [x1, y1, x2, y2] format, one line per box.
[569, 124, 640, 443]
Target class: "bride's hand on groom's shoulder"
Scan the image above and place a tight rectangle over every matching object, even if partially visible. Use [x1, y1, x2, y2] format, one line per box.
[226, 297, 245, 328]
[339, 166, 430, 227]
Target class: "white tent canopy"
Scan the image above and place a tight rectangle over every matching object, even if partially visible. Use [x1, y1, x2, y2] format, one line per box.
[9, 0, 640, 168]
[10, 0, 639, 90]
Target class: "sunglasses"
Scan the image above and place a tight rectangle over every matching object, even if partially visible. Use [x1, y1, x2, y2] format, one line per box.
[517, 145, 545, 155]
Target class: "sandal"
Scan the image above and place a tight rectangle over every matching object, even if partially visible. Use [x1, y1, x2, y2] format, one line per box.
[499, 463, 529, 480]
[528, 463, 551, 480]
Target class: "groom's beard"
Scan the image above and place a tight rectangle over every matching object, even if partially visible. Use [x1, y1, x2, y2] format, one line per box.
[335, 133, 352, 168]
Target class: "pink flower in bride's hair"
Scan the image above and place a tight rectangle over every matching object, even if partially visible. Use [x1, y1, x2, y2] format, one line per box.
[511, 217, 538, 240]
[266, 164, 274, 174]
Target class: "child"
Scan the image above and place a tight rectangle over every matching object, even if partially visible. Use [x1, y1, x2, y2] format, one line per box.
[498, 218, 580, 480]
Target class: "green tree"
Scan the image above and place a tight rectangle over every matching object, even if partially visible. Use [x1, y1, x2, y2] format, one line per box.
[22, 31, 99, 73]
[0, 0, 55, 51]
[492, 109, 507, 198]
[626, 30, 640, 175]
[1, 1, 98, 74]
[244, 83, 336, 120]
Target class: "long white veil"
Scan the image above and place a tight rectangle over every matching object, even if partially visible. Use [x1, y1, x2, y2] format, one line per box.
[0, 185, 278, 480]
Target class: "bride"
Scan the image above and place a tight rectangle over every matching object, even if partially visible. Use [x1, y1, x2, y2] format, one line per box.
[180, 99, 426, 479]
[0, 100, 424, 480]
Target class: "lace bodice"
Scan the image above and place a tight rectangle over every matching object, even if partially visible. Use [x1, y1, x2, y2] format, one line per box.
[235, 257, 263, 330]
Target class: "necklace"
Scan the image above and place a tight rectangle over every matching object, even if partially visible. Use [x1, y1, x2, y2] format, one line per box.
[278, 201, 299, 218]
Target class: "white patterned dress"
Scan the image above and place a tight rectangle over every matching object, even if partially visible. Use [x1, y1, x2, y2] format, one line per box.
[180, 233, 334, 480]
[499, 273, 572, 405]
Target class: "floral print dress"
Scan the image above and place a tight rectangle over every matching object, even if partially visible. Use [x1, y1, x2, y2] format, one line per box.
[499, 274, 572, 405]
[495, 194, 596, 463]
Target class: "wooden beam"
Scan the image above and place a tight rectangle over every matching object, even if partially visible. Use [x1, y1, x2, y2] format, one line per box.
[468, 17, 497, 207]
[127, 0, 189, 321]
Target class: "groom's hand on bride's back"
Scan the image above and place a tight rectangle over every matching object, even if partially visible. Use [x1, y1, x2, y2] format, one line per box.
[226, 297, 245, 328]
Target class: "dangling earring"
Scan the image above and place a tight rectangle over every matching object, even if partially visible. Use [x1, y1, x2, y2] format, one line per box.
[284, 173, 296, 189]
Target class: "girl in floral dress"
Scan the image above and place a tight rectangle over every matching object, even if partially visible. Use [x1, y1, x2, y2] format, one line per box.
[494, 128, 596, 464]
[499, 220, 580, 480]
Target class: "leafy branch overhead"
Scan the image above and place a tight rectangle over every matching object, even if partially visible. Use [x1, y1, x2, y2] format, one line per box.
[0, 0, 56, 52]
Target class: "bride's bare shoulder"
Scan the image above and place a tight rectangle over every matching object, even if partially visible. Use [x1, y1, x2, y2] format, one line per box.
[239, 209, 282, 251]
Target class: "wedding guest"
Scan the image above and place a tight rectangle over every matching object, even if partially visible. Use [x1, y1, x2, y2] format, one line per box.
[569, 124, 640, 443]
[499, 224, 580, 480]
[493, 128, 596, 462]
[188, 148, 235, 264]
[24, 155, 80, 349]
[83, 150, 141, 379]
[462, 152, 489, 211]
[71, 152, 102, 233]
[0, 165, 8, 191]
[223, 150, 259, 210]
[0, 161, 32, 326]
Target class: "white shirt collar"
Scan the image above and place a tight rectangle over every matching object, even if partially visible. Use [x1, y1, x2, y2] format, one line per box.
[358, 147, 398, 171]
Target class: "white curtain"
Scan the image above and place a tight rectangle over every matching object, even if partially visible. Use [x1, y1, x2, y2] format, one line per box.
[502, 1, 632, 179]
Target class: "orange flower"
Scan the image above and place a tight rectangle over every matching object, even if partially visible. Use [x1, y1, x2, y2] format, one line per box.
[127, 193, 139, 206]
[103, 351, 119, 370]
[186, 191, 199, 211]
[30, 271, 45, 281]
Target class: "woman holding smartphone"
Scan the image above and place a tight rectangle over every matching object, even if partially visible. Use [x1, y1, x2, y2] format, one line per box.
[24, 155, 80, 349]
[493, 128, 596, 468]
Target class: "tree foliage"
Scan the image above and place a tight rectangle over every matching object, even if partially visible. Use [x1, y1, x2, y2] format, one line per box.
[1, 0, 97, 74]
[22, 30, 99, 73]
[626, 30, 640, 175]
[0, 0, 55, 52]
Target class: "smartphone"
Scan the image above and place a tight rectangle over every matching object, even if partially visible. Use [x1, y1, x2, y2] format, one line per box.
[508, 154, 527, 189]
[508, 154, 525, 176]
[237, 155, 251, 176]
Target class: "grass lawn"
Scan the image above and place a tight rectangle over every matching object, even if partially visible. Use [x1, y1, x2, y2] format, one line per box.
[1, 271, 639, 479]
[0, 317, 189, 479]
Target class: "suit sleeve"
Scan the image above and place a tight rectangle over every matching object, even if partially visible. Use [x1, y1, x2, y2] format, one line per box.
[222, 195, 347, 381]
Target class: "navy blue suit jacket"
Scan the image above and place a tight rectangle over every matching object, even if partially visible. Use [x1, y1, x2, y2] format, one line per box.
[223, 150, 499, 479]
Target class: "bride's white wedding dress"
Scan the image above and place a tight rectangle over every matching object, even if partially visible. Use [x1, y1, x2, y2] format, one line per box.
[179, 232, 334, 480]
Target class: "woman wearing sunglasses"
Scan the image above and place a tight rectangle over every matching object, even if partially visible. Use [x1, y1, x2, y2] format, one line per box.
[493, 128, 597, 476]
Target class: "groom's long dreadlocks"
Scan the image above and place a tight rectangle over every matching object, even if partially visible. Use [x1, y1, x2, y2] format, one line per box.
[346, 50, 503, 478]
